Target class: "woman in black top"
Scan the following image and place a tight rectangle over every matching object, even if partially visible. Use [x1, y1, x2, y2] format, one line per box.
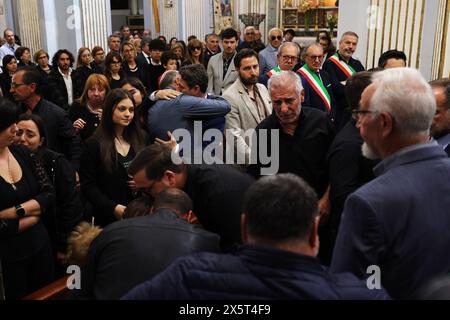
[0, 99, 55, 300]
[69, 74, 111, 141]
[15, 47, 33, 67]
[16, 114, 83, 268]
[73, 47, 101, 100]
[104, 51, 126, 89]
[80, 89, 146, 227]
[121, 41, 150, 91]
[0, 55, 18, 101]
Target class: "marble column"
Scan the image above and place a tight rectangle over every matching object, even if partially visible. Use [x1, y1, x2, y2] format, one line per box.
[80, 0, 111, 50]
[15, 0, 43, 53]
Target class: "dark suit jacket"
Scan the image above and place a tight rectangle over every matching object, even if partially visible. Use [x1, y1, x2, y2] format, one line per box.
[298, 68, 337, 118]
[46, 68, 80, 110]
[331, 143, 450, 299]
[136, 52, 150, 66]
[322, 53, 365, 129]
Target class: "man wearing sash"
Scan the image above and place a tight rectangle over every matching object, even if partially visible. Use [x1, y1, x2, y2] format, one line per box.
[323, 31, 365, 129]
[259, 42, 300, 87]
[297, 44, 336, 119]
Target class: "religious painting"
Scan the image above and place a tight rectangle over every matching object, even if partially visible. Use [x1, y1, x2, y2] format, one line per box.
[213, 0, 234, 34]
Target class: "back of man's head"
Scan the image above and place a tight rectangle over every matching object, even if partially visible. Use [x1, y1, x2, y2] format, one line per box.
[129, 144, 184, 181]
[153, 188, 193, 217]
[370, 68, 436, 136]
[345, 71, 375, 111]
[378, 49, 407, 69]
[179, 64, 208, 94]
[244, 174, 318, 244]
[159, 70, 179, 90]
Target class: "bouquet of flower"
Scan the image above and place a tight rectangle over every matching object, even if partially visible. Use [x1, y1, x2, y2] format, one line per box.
[298, 0, 312, 13]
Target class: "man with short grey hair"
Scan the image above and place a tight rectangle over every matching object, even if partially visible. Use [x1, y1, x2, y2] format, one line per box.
[331, 68, 450, 299]
[259, 42, 300, 87]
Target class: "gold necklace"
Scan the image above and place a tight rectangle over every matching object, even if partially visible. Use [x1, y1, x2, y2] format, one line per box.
[7, 151, 17, 191]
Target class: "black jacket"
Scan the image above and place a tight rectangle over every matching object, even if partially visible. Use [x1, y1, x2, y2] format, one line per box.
[80, 208, 220, 300]
[79, 137, 137, 227]
[38, 148, 83, 252]
[46, 68, 80, 110]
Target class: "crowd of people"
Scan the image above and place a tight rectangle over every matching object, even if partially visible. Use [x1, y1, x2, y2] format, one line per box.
[0, 23, 449, 301]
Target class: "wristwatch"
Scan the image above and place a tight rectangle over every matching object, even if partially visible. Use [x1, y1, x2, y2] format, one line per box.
[15, 204, 26, 218]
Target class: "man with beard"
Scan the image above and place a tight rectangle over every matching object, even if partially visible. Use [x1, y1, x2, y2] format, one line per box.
[47, 49, 80, 110]
[429, 79, 450, 156]
[331, 68, 450, 299]
[323, 31, 365, 129]
[223, 49, 272, 164]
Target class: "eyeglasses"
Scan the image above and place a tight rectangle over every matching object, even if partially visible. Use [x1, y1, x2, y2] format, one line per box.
[271, 36, 283, 41]
[281, 55, 298, 62]
[10, 83, 28, 89]
[307, 55, 324, 61]
[245, 32, 255, 35]
[38, 56, 48, 60]
[351, 110, 378, 121]
[190, 47, 202, 51]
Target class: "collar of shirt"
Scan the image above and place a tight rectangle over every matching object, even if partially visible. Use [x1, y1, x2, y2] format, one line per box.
[150, 58, 161, 66]
[373, 141, 439, 177]
[58, 66, 72, 78]
[267, 44, 278, 52]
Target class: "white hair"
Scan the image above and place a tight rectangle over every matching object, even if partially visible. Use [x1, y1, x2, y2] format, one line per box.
[268, 28, 283, 36]
[370, 67, 436, 136]
[268, 71, 303, 96]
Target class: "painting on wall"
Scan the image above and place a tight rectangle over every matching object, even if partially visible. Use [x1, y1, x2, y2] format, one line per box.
[213, 0, 234, 34]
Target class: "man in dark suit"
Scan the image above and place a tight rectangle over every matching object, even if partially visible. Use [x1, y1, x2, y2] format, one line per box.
[331, 68, 450, 299]
[430, 79, 450, 156]
[136, 37, 152, 66]
[297, 44, 336, 119]
[147, 64, 231, 151]
[323, 31, 365, 129]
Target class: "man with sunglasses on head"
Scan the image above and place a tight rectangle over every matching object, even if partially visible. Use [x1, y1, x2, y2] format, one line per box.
[259, 28, 283, 76]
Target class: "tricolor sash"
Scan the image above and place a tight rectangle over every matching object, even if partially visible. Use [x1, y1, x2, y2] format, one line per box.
[266, 66, 281, 78]
[298, 65, 331, 112]
[329, 53, 356, 78]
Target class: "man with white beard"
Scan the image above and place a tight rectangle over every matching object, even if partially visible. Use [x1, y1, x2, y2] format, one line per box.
[331, 68, 450, 299]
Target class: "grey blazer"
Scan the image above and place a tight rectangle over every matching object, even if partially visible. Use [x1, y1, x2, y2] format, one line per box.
[207, 52, 238, 96]
[223, 77, 272, 163]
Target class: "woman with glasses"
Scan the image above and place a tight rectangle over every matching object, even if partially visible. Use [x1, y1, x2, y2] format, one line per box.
[181, 39, 205, 67]
[69, 74, 111, 141]
[0, 55, 18, 101]
[33, 49, 52, 79]
[104, 51, 126, 89]
[121, 41, 150, 91]
[0, 99, 55, 299]
[79, 89, 146, 227]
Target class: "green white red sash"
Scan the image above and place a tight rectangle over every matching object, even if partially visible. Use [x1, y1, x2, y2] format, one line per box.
[266, 66, 281, 78]
[298, 65, 331, 112]
[329, 53, 356, 78]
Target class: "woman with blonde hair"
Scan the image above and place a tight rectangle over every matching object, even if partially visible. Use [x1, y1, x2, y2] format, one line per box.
[171, 42, 186, 68]
[69, 74, 110, 141]
[34, 49, 52, 78]
[121, 41, 150, 91]
[74, 47, 102, 100]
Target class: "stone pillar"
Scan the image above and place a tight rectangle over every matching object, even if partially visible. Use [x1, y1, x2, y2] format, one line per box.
[80, 0, 111, 50]
[130, 0, 138, 15]
[15, 0, 43, 53]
